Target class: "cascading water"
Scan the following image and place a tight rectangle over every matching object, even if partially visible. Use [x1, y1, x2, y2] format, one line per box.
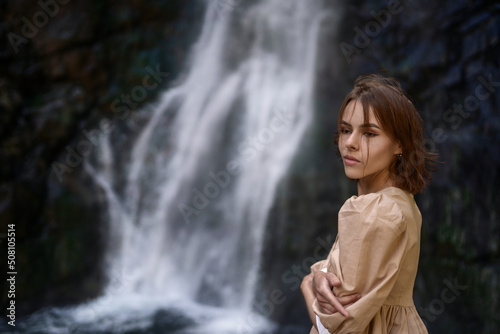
[12, 0, 330, 333]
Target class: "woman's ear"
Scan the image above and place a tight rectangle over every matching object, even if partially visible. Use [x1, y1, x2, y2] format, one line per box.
[394, 143, 402, 155]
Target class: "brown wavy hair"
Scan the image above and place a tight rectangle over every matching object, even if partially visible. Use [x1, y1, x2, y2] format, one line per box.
[334, 74, 437, 194]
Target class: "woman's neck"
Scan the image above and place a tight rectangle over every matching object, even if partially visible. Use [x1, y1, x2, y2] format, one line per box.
[357, 172, 394, 196]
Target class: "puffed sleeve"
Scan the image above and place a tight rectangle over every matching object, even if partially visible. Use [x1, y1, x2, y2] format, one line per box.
[312, 193, 408, 333]
[310, 235, 338, 273]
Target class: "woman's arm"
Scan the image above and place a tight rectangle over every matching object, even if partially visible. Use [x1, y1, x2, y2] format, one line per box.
[313, 271, 360, 317]
[301, 273, 318, 330]
[301, 272, 361, 329]
[313, 194, 408, 333]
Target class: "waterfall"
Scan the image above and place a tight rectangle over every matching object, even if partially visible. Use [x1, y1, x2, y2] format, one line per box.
[66, 0, 328, 332]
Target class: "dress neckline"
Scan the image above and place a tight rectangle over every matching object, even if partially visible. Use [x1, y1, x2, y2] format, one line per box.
[353, 186, 412, 199]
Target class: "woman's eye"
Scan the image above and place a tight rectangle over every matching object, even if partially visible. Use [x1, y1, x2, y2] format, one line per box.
[340, 128, 351, 134]
[364, 132, 378, 137]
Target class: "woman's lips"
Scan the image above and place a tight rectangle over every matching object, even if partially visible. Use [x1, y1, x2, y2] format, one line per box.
[343, 155, 360, 166]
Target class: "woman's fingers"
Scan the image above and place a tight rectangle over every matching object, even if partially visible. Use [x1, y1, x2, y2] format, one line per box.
[314, 275, 349, 317]
[318, 293, 360, 310]
[337, 294, 361, 306]
[312, 271, 361, 318]
[318, 299, 337, 314]
[323, 289, 350, 318]
[318, 294, 360, 316]
[324, 272, 341, 288]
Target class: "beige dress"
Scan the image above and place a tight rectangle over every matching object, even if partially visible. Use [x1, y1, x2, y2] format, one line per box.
[309, 187, 428, 334]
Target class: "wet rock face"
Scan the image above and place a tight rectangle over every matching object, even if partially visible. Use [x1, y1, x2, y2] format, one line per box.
[0, 0, 204, 315]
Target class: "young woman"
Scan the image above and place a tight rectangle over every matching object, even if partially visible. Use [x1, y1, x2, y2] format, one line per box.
[301, 74, 434, 333]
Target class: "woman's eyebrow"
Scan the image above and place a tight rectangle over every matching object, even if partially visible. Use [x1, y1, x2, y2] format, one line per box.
[360, 123, 381, 129]
[341, 120, 381, 129]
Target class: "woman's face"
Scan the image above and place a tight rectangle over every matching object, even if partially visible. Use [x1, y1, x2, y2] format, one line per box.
[338, 100, 401, 189]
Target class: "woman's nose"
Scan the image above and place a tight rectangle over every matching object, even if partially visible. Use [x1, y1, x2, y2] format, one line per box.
[345, 133, 359, 151]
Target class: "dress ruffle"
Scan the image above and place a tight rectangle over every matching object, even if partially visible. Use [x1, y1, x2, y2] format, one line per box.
[309, 304, 427, 334]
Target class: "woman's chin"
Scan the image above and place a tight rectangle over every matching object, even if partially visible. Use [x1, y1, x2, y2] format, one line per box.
[343, 170, 361, 180]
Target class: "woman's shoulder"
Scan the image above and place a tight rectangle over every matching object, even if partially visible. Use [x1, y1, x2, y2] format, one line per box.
[340, 187, 410, 233]
[341, 187, 409, 214]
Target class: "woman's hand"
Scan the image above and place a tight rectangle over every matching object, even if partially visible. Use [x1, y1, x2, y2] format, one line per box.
[312, 271, 361, 318]
[301, 273, 318, 327]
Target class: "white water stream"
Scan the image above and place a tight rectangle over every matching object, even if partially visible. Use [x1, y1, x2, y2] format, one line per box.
[14, 1, 330, 333]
